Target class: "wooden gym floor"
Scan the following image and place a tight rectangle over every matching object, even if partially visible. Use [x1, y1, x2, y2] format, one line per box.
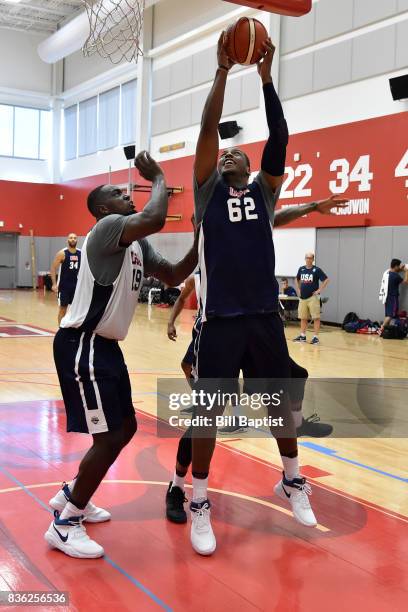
[0, 289, 407, 611]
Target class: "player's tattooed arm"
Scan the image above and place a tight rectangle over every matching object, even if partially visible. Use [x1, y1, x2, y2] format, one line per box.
[167, 276, 195, 340]
[50, 250, 65, 292]
[273, 196, 349, 227]
[194, 32, 234, 187]
[121, 152, 168, 243]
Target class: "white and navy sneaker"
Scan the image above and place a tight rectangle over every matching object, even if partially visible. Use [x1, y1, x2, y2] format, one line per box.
[274, 472, 317, 527]
[44, 511, 104, 559]
[310, 336, 320, 345]
[293, 335, 307, 343]
[190, 500, 216, 556]
[49, 482, 111, 523]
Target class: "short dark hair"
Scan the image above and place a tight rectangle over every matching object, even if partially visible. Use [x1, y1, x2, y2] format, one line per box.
[281, 278, 288, 283]
[391, 258, 401, 269]
[87, 185, 106, 217]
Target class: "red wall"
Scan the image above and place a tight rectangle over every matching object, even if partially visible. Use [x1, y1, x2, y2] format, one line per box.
[1, 112, 407, 236]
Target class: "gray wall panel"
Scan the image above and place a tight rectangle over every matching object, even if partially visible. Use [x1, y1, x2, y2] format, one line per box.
[316, 229, 340, 322]
[314, 40, 352, 91]
[392, 228, 408, 317]
[170, 95, 191, 131]
[222, 77, 242, 117]
[362, 227, 393, 321]
[151, 102, 171, 136]
[280, 54, 314, 100]
[337, 228, 366, 319]
[240, 71, 260, 111]
[280, 9, 315, 54]
[191, 87, 210, 125]
[16, 236, 31, 287]
[170, 57, 193, 95]
[152, 66, 171, 101]
[353, 0, 397, 28]
[352, 26, 396, 81]
[315, 0, 354, 42]
[192, 48, 217, 87]
[147, 232, 194, 264]
[396, 19, 408, 68]
[34, 237, 51, 273]
[398, 0, 408, 11]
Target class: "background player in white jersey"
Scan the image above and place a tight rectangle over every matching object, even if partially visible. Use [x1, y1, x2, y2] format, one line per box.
[45, 151, 198, 559]
[50, 233, 81, 324]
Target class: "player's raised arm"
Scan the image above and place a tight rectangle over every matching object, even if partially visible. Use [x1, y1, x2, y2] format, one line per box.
[194, 33, 235, 187]
[257, 39, 288, 192]
[50, 250, 65, 293]
[120, 151, 168, 244]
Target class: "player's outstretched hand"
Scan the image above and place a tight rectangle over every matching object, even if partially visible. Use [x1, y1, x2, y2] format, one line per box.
[135, 151, 164, 182]
[167, 322, 177, 341]
[257, 38, 275, 82]
[315, 195, 349, 215]
[217, 31, 235, 71]
[51, 283, 58, 293]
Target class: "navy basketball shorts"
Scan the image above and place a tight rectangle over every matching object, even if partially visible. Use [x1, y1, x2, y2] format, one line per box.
[54, 328, 135, 434]
[385, 296, 399, 318]
[182, 314, 202, 366]
[193, 313, 295, 435]
[58, 285, 76, 307]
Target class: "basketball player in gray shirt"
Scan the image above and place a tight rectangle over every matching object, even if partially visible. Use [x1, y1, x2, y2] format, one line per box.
[45, 151, 198, 559]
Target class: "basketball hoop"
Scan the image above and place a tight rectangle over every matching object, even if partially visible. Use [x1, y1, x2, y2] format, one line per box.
[82, 0, 145, 64]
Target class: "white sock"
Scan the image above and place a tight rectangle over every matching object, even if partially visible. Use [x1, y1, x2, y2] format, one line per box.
[281, 456, 300, 481]
[292, 410, 302, 428]
[172, 472, 185, 491]
[60, 501, 85, 520]
[300, 332, 306, 337]
[192, 476, 208, 503]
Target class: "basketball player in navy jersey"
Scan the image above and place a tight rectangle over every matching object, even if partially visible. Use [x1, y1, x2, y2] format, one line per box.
[45, 151, 198, 559]
[165, 200, 345, 524]
[180, 34, 350, 555]
[50, 233, 81, 324]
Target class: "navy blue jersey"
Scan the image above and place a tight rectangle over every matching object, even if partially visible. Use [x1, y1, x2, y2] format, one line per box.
[59, 248, 81, 290]
[296, 266, 327, 299]
[284, 286, 297, 297]
[387, 271, 403, 298]
[194, 170, 280, 320]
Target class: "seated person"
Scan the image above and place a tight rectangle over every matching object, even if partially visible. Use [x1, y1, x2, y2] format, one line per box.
[281, 278, 297, 297]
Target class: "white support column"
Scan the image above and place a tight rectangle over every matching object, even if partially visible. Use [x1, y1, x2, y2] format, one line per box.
[136, 5, 153, 152]
[51, 60, 64, 183]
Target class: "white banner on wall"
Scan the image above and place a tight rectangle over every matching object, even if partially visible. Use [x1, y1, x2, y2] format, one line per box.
[273, 227, 316, 277]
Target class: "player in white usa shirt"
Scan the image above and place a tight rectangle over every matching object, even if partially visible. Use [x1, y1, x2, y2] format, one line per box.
[45, 151, 198, 559]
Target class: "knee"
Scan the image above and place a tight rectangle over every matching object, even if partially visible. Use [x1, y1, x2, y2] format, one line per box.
[181, 361, 192, 379]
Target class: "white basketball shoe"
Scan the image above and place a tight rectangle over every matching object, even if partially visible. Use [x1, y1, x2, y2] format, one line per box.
[49, 482, 111, 523]
[274, 472, 317, 527]
[44, 511, 104, 559]
[190, 500, 216, 556]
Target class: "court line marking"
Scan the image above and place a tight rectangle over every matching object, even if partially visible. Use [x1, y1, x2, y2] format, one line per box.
[0, 468, 173, 612]
[298, 441, 408, 483]
[0, 479, 329, 533]
[135, 407, 408, 524]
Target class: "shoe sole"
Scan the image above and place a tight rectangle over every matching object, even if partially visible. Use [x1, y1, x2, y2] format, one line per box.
[274, 485, 317, 528]
[44, 531, 104, 559]
[191, 542, 216, 556]
[49, 499, 111, 523]
[217, 427, 247, 436]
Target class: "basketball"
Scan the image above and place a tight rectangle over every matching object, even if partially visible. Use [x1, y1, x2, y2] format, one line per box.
[225, 17, 268, 65]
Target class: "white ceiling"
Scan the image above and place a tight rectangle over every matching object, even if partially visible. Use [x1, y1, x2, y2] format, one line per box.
[0, 0, 84, 34]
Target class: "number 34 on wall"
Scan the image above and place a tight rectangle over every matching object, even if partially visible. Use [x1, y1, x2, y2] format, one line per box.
[279, 151, 408, 199]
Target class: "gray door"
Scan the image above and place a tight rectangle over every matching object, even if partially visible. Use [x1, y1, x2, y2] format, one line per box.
[0, 233, 17, 289]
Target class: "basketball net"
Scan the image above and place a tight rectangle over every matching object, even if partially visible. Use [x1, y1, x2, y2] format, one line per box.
[82, 0, 145, 64]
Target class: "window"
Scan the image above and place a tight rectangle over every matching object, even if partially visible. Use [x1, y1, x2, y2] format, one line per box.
[63, 78, 137, 160]
[40, 110, 52, 161]
[64, 105, 78, 161]
[14, 107, 40, 158]
[0, 105, 13, 156]
[79, 97, 98, 156]
[99, 87, 120, 150]
[121, 79, 137, 145]
[0, 104, 50, 160]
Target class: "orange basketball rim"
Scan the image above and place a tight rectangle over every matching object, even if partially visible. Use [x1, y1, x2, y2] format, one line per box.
[222, 0, 312, 17]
